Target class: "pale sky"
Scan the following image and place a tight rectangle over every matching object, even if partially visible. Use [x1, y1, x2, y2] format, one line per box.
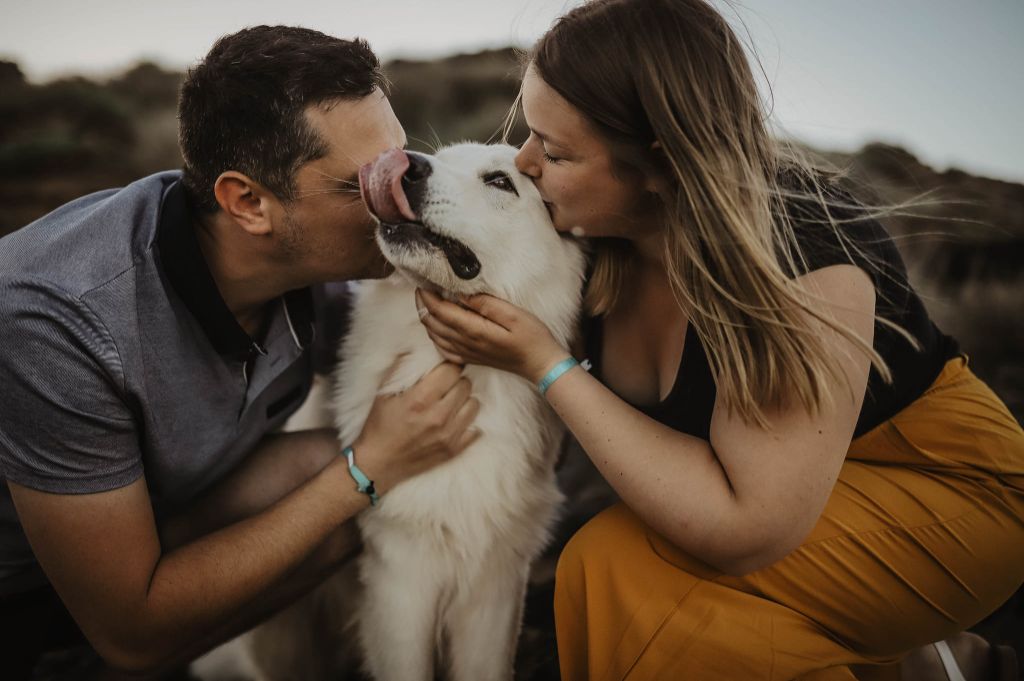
[2, 0, 1022, 182]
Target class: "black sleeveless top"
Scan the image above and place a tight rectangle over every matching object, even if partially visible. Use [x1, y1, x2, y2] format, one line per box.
[583, 182, 960, 440]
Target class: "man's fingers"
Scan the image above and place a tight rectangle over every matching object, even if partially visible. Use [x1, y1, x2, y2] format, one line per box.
[450, 393, 480, 435]
[437, 377, 473, 417]
[449, 391, 483, 455]
[453, 425, 483, 454]
[408, 361, 464, 403]
[377, 352, 410, 390]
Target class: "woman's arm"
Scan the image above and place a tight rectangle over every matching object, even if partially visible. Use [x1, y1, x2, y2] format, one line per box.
[417, 264, 875, 575]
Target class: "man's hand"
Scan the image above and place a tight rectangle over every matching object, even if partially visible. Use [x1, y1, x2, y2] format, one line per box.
[352, 361, 482, 495]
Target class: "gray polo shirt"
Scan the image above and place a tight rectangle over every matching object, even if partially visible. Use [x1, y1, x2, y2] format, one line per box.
[0, 172, 325, 595]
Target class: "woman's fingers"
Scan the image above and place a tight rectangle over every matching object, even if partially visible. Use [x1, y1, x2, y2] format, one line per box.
[417, 289, 508, 343]
[425, 331, 462, 355]
[421, 313, 479, 366]
[421, 310, 468, 347]
[424, 330, 465, 364]
[458, 293, 519, 330]
[416, 294, 471, 358]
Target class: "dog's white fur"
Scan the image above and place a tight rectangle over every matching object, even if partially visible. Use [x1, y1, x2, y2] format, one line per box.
[193, 143, 584, 681]
[335, 143, 584, 681]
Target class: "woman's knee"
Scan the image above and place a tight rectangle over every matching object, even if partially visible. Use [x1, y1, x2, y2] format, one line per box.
[556, 502, 717, 583]
[555, 504, 636, 596]
[563, 502, 637, 552]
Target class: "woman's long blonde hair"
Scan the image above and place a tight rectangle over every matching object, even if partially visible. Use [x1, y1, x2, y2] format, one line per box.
[517, 0, 914, 427]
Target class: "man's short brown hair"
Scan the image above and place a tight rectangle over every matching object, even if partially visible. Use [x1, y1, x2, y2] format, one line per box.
[178, 25, 387, 213]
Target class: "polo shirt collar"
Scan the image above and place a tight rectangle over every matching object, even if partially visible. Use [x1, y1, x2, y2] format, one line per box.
[156, 180, 315, 360]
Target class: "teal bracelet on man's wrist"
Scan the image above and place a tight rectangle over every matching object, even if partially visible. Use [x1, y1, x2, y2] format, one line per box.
[342, 445, 379, 506]
[538, 357, 579, 396]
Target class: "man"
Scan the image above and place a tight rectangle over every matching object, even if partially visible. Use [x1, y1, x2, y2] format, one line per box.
[0, 26, 478, 677]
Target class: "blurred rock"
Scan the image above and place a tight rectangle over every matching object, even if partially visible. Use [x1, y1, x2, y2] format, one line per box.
[0, 60, 27, 91]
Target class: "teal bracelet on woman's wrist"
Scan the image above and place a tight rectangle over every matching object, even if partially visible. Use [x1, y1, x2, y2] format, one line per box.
[342, 445, 379, 506]
[538, 357, 579, 396]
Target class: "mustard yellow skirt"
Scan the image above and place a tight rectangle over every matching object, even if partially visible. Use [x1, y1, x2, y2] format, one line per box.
[554, 356, 1024, 680]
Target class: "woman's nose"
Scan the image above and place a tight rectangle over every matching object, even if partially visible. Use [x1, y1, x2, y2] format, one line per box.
[514, 143, 540, 178]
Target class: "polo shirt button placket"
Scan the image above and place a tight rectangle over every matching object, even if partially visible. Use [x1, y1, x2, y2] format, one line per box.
[241, 341, 269, 388]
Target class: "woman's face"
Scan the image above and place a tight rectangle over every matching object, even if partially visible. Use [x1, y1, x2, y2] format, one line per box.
[514, 66, 660, 240]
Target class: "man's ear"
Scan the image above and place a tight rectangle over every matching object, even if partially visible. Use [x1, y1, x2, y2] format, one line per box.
[213, 171, 276, 236]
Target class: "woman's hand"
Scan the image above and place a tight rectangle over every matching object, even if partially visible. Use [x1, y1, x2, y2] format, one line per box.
[415, 288, 570, 384]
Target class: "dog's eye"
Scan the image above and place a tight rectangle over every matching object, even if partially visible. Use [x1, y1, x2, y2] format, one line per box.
[482, 171, 518, 196]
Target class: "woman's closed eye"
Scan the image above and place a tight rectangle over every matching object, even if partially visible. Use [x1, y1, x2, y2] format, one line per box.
[483, 171, 519, 196]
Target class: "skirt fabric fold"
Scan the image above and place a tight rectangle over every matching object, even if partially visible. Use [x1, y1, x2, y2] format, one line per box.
[554, 356, 1024, 680]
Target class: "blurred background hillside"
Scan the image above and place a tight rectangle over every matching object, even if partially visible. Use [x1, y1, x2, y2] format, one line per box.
[1, 44, 1022, 678]
[1, 49, 1021, 421]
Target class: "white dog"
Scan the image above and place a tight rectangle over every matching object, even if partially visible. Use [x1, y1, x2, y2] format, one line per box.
[335, 143, 583, 681]
[191, 143, 584, 681]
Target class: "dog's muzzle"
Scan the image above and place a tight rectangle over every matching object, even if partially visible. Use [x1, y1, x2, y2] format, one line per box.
[360, 150, 482, 281]
[377, 222, 481, 280]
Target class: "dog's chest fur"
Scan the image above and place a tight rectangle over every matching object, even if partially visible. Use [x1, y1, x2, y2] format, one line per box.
[332, 275, 566, 574]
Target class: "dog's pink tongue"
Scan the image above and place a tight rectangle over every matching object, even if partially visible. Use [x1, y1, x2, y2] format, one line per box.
[359, 149, 416, 224]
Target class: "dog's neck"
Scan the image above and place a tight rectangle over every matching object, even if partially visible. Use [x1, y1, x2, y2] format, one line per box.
[387, 250, 584, 351]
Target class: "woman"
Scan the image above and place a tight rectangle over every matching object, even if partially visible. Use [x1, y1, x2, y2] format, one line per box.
[415, 0, 1024, 678]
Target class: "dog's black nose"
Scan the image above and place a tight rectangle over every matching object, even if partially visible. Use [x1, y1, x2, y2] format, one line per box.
[401, 151, 432, 217]
[403, 151, 432, 183]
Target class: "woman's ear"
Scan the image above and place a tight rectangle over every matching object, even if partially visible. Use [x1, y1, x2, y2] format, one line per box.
[213, 171, 275, 237]
[642, 140, 670, 194]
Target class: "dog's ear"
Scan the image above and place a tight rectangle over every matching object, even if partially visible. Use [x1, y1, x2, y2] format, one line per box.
[213, 171, 275, 237]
